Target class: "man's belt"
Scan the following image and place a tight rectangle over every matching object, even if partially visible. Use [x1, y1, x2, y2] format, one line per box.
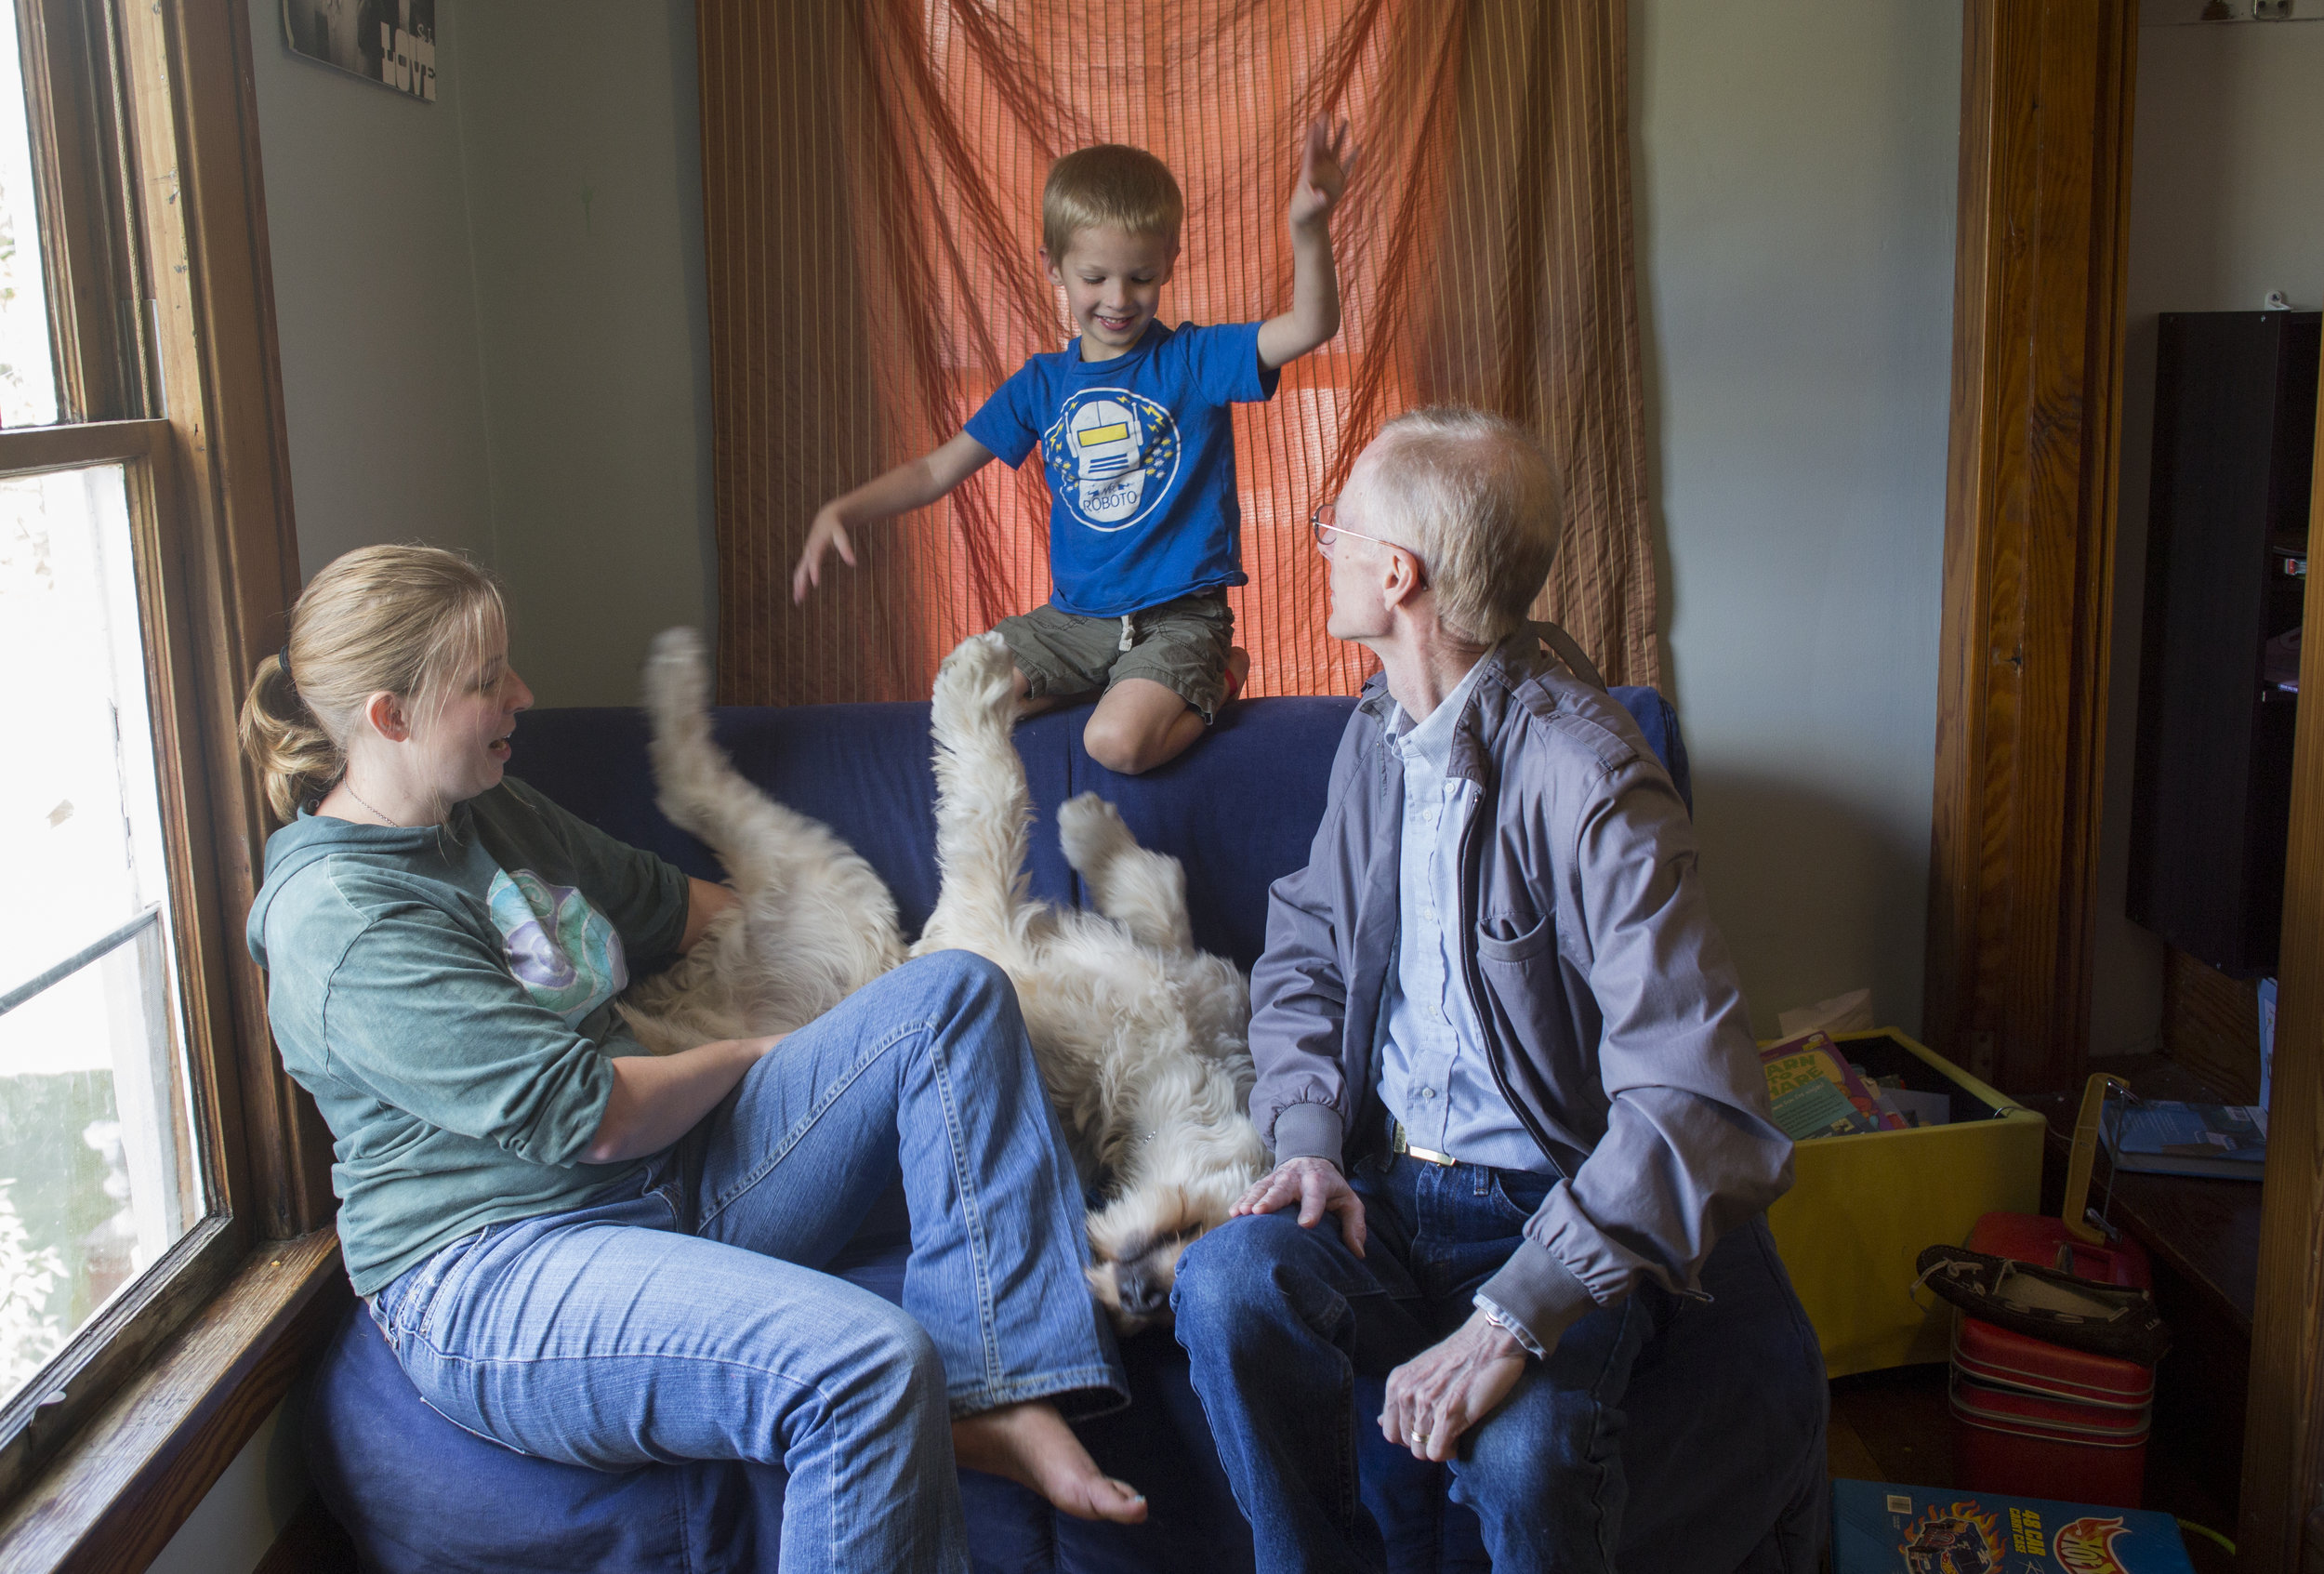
[1389, 1120, 1457, 1167]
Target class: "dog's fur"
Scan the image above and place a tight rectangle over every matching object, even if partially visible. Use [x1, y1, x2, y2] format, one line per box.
[917, 632, 1268, 1330]
[622, 626, 1266, 1332]
[617, 628, 905, 1052]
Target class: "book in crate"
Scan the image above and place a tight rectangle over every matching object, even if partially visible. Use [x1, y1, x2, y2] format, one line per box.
[1759, 1030, 1913, 1140]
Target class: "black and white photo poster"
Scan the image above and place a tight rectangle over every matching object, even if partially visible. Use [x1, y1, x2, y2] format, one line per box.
[283, 0, 437, 102]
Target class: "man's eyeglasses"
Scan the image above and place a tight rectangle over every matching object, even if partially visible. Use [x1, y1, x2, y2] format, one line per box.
[1309, 503, 1413, 562]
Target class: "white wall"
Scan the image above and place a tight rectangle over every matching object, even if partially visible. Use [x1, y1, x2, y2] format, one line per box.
[1632, 0, 1961, 1036]
[2093, 18, 2324, 1056]
[250, 0, 495, 571]
[250, 0, 715, 706]
[455, 4, 715, 708]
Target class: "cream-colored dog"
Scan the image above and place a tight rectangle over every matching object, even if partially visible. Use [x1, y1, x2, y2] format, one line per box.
[917, 632, 1267, 1331]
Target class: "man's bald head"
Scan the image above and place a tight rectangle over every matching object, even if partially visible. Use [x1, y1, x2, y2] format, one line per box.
[1347, 408, 1562, 648]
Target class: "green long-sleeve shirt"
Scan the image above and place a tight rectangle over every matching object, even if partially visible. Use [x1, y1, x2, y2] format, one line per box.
[246, 779, 692, 1294]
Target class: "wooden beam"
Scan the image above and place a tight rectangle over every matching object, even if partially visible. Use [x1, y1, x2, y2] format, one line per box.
[118, 0, 337, 1234]
[2238, 337, 2324, 1574]
[1926, 0, 2137, 1094]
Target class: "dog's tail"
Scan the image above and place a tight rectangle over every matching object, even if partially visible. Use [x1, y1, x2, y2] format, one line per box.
[643, 628, 814, 880]
[918, 632, 1039, 959]
[641, 628, 904, 972]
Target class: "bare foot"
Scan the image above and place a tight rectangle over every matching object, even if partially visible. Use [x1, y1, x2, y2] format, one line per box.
[952, 1401, 1147, 1524]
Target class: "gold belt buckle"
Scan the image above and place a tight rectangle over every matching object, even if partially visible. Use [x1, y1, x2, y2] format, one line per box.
[1391, 1121, 1457, 1167]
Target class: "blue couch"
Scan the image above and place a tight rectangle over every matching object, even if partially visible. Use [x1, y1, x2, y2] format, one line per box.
[302, 691, 1827, 1573]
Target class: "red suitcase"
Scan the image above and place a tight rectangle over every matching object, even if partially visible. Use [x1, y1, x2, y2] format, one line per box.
[1944, 1077, 2159, 1508]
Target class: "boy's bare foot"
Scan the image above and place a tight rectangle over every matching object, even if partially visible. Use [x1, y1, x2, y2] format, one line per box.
[952, 1401, 1147, 1524]
[1223, 645, 1251, 704]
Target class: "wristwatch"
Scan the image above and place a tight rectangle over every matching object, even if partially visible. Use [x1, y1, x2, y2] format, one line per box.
[1472, 1292, 1545, 1359]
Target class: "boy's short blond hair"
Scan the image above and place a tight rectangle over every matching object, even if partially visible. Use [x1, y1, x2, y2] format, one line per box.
[1042, 144, 1183, 260]
[1359, 408, 1563, 647]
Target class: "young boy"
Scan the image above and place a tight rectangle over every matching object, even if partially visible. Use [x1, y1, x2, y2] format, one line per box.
[792, 125, 1353, 774]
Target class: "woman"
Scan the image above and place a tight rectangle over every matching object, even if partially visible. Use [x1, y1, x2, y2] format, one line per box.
[240, 545, 1143, 1571]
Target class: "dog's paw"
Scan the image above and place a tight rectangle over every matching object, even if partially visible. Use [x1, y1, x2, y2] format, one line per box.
[931, 631, 1017, 735]
[1057, 792, 1135, 875]
[643, 627, 710, 718]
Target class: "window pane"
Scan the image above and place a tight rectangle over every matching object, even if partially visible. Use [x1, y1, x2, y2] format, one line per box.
[0, 466, 203, 1399]
[0, 2, 57, 429]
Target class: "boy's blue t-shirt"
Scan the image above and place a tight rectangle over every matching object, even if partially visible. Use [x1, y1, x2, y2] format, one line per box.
[963, 319, 1280, 618]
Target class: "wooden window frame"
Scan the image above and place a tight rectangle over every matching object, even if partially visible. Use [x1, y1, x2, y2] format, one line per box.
[0, 0, 340, 1565]
[2238, 358, 2324, 1574]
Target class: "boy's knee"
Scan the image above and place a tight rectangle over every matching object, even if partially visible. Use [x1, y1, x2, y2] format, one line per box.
[1081, 711, 1159, 775]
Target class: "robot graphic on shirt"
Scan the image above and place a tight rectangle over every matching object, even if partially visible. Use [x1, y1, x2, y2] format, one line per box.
[1041, 389, 1181, 533]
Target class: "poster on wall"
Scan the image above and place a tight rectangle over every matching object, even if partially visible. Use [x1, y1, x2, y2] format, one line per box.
[282, 0, 437, 102]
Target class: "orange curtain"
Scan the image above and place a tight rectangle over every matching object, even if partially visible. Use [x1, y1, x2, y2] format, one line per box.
[699, 0, 1658, 705]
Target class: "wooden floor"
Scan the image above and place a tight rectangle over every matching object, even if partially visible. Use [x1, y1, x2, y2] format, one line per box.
[1828, 1365, 2238, 1574]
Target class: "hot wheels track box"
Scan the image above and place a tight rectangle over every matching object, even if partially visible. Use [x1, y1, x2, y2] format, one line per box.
[1832, 1481, 2195, 1574]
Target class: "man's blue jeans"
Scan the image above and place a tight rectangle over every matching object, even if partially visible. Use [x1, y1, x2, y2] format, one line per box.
[1173, 1147, 1669, 1574]
[366, 952, 1124, 1574]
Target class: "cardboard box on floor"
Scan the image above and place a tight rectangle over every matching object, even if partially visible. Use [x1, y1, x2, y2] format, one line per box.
[1764, 1028, 2045, 1377]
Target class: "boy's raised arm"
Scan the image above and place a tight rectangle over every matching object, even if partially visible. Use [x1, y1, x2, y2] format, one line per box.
[793, 431, 997, 602]
[1258, 119, 1355, 372]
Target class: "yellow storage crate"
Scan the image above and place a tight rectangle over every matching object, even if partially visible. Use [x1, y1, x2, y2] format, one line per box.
[1762, 1027, 2046, 1378]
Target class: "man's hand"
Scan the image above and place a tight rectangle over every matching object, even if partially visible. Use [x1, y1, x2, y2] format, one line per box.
[792, 504, 856, 602]
[1230, 1156, 1366, 1257]
[1379, 1308, 1530, 1463]
[1287, 118, 1354, 232]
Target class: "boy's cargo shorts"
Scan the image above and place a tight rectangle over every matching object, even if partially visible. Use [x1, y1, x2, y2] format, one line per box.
[996, 591, 1236, 722]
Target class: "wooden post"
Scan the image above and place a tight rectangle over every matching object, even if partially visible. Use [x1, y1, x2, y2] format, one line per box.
[1926, 0, 2137, 1094]
[2238, 347, 2324, 1574]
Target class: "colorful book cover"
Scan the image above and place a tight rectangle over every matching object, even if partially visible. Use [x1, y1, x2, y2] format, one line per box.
[1832, 1480, 2195, 1574]
[1758, 1031, 1905, 1139]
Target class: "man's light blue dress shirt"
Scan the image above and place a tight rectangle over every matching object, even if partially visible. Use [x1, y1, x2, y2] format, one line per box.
[1376, 656, 1555, 1175]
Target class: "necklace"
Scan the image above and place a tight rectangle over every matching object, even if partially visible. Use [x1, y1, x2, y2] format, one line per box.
[342, 780, 404, 827]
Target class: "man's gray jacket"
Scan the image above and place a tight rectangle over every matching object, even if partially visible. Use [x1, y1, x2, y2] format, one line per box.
[1249, 631, 1795, 1353]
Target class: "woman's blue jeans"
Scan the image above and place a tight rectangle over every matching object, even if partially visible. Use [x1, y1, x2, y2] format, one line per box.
[1172, 1148, 1669, 1574]
[366, 951, 1125, 1574]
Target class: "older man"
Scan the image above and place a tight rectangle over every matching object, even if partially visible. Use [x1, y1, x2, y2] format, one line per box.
[1172, 408, 1819, 1572]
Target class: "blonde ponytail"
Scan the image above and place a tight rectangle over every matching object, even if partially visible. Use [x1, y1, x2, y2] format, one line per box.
[236, 544, 507, 822]
[238, 651, 340, 821]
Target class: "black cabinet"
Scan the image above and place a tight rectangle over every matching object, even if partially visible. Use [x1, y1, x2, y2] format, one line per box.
[2127, 311, 2316, 977]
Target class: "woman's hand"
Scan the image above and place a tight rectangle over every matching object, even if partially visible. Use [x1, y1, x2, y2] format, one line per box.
[580, 1035, 781, 1164]
[1229, 1156, 1366, 1257]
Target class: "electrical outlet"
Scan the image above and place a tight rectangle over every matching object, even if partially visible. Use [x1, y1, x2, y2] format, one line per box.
[2256, 0, 2292, 17]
